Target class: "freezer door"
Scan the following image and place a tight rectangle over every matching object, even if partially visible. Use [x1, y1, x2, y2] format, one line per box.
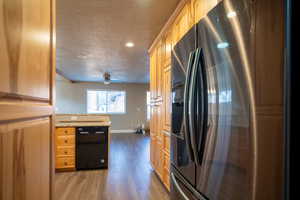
[195, 0, 254, 199]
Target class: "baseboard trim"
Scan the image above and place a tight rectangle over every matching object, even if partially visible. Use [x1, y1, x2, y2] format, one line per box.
[111, 129, 136, 133]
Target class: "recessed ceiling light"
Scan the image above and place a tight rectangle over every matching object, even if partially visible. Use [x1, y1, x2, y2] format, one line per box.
[227, 11, 237, 18]
[125, 42, 134, 47]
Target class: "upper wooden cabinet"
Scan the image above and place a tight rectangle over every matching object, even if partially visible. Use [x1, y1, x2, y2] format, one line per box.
[156, 40, 163, 100]
[162, 65, 172, 132]
[172, 2, 193, 45]
[163, 31, 173, 67]
[149, 49, 157, 100]
[0, 0, 52, 99]
[191, 0, 219, 24]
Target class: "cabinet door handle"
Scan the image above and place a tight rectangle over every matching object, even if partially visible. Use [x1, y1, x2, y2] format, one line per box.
[64, 162, 68, 166]
[64, 140, 68, 143]
[64, 151, 68, 154]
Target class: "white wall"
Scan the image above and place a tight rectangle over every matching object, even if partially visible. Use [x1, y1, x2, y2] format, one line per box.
[56, 74, 149, 131]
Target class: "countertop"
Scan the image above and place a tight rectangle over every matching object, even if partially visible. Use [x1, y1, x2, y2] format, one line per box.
[56, 121, 111, 127]
[55, 114, 111, 127]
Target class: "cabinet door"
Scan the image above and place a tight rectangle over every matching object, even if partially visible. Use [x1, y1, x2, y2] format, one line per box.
[0, 0, 55, 199]
[156, 138, 164, 179]
[173, 3, 192, 45]
[150, 104, 157, 169]
[156, 41, 163, 100]
[192, 0, 219, 24]
[163, 65, 172, 132]
[0, 119, 51, 200]
[150, 49, 157, 100]
[254, 0, 284, 199]
[163, 31, 173, 67]
[150, 137, 156, 168]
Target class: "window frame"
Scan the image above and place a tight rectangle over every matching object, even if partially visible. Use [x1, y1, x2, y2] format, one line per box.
[86, 89, 127, 115]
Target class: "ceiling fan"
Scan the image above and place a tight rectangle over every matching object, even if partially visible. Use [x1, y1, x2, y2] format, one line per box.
[103, 72, 119, 84]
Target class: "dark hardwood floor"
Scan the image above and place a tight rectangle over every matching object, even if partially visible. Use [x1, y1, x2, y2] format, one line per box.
[55, 133, 169, 200]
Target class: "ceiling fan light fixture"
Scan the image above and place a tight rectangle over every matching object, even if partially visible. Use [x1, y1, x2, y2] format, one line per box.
[104, 80, 110, 85]
[103, 72, 111, 85]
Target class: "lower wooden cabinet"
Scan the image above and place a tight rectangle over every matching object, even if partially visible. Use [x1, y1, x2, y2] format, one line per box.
[0, 118, 51, 200]
[55, 127, 76, 170]
[150, 129, 171, 191]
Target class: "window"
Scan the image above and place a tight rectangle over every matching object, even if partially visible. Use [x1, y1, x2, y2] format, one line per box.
[147, 91, 151, 120]
[87, 90, 126, 114]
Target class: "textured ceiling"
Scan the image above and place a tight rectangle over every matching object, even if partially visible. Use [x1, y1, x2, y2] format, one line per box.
[57, 0, 180, 83]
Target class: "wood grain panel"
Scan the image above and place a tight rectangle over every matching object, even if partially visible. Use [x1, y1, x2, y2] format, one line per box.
[0, 118, 50, 200]
[149, 49, 157, 100]
[192, 0, 218, 24]
[0, 103, 53, 121]
[0, 0, 55, 199]
[255, 115, 283, 200]
[0, 0, 51, 99]
[162, 66, 171, 132]
[156, 40, 163, 100]
[255, 0, 284, 106]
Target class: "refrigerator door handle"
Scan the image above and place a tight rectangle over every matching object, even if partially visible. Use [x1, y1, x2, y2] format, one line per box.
[171, 173, 190, 200]
[198, 49, 209, 164]
[183, 51, 196, 162]
[188, 48, 202, 165]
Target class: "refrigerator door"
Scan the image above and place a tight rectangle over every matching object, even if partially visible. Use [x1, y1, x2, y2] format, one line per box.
[171, 26, 197, 187]
[195, 0, 254, 199]
[171, 166, 207, 200]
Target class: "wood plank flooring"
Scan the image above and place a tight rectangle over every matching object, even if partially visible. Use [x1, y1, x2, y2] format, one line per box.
[55, 133, 169, 200]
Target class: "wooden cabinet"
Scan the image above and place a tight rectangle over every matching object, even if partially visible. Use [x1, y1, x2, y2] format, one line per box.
[55, 127, 76, 170]
[0, 0, 55, 199]
[191, 0, 219, 24]
[253, 0, 284, 199]
[150, 49, 157, 100]
[172, 2, 193, 45]
[162, 65, 172, 132]
[0, 119, 51, 200]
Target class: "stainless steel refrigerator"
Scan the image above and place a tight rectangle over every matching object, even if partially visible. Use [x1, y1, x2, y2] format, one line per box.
[170, 0, 273, 199]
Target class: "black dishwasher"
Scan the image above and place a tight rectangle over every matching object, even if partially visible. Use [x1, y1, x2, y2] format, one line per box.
[76, 126, 108, 170]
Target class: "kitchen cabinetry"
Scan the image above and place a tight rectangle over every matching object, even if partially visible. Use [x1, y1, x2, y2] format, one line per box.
[0, 0, 55, 199]
[149, 0, 220, 192]
[55, 127, 76, 170]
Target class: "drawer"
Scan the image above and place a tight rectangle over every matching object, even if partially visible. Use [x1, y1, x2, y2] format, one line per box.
[56, 127, 75, 136]
[56, 157, 75, 169]
[56, 135, 75, 146]
[56, 146, 75, 157]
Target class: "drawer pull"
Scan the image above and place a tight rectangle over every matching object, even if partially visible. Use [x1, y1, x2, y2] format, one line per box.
[64, 151, 68, 154]
[64, 162, 68, 166]
[64, 140, 68, 143]
[64, 130, 68, 134]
